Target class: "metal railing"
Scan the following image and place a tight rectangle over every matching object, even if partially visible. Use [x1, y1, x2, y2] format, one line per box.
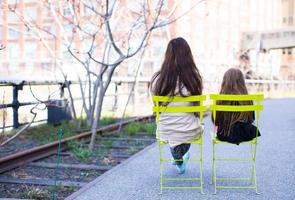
[0, 81, 66, 129]
[0, 79, 150, 129]
[0, 78, 294, 130]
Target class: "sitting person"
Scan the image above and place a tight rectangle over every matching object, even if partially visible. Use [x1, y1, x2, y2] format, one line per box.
[150, 37, 203, 173]
[212, 68, 261, 145]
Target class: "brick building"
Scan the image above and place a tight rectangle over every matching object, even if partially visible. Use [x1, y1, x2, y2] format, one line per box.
[0, 0, 294, 81]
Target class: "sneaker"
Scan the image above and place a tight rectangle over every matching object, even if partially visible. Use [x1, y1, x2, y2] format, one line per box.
[183, 152, 190, 162]
[176, 152, 190, 174]
[176, 162, 186, 174]
[172, 155, 187, 165]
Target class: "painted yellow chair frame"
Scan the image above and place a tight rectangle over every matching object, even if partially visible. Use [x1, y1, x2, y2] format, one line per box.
[152, 95, 207, 194]
[209, 94, 264, 194]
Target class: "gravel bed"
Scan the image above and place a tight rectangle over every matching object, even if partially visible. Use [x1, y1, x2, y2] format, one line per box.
[0, 131, 155, 199]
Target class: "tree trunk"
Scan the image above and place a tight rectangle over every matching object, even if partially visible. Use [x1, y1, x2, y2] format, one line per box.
[88, 81, 104, 150]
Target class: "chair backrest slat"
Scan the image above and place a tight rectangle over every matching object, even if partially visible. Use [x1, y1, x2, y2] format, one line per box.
[209, 94, 264, 113]
[152, 95, 207, 125]
[209, 94, 264, 101]
[153, 106, 207, 113]
[152, 95, 206, 102]
[210, 104, 263, 112]
[152, 96, 207, 114]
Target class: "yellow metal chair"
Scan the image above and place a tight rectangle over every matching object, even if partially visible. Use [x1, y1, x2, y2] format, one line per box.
[152, 95, 207, 194]
[209, 94, 264, 194]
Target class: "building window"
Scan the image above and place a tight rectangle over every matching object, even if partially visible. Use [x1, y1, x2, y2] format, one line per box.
[24, 43, 37, 59]
[83, 5, 94, 16]
[283, 32, 290, 37]
[282, 49, 286, 55]
[246, 34, 253, 40]
[63, 23, 75, 33]
[41, 62, 52, 71]
[7, 0, 18, 4]
[7, 11, 19, 21]
[8, 43, 20, 59]
[287, 48, 292, 55]
[288, 16, 293, 25]
[283, 17, 286, 23]
[25, 7, 37, 21]
[63, 6, 71, 16]
[8, 27, 20, 39]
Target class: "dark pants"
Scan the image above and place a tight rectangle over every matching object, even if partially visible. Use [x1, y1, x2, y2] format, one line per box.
[170, 144, 191, 165]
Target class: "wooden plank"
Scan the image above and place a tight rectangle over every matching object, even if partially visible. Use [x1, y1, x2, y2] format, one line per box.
[0, 177, 86, 187]
[28, 162, 112, 171]
[111, 154, 132, 159]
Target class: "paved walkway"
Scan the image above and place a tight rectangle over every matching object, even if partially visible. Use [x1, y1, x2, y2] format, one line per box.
[66, 99, 295, 200]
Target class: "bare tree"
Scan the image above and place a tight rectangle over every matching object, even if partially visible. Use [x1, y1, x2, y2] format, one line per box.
[3, 0, 206, 150]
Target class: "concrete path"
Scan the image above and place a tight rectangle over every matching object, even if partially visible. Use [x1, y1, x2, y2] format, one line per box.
[66, 98, 295, 200]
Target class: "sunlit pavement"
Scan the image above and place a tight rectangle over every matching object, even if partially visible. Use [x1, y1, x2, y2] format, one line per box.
[66, 98, 295, 200]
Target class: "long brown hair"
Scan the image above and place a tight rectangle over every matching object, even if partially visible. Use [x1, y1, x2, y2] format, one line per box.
[150, 37, 202, 96]
[216, 68, 254, 136]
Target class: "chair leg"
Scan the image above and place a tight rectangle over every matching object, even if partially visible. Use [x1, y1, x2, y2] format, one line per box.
[252, 160, 260, 194]
[159, 142, 163, 195]
[252, 144, 260, 195]
[212, 143, 217, 194]
[250, 144, 255, 185]
[160, 162, 163, 194]
[199, 144, 204, 194]
[210, 143, 215, 185]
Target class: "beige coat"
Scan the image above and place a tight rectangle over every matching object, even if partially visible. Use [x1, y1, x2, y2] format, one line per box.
[151, 83, 202, 147]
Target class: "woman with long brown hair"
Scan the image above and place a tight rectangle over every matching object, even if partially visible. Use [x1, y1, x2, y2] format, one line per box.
[150, 37, 203, 174]
[213, 68, 260, 144]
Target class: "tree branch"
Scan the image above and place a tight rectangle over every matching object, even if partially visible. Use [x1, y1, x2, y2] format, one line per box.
[0, 103, 38, 146]
[105, 0, 124, 56]
[154, 0, 206, 29]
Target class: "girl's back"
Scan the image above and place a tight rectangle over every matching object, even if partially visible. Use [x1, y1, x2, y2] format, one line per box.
[214, 68, 260, 144]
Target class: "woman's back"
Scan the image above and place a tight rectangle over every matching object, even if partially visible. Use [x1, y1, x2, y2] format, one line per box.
[153, 83, 201, 147]
[150, 37, 203, 147]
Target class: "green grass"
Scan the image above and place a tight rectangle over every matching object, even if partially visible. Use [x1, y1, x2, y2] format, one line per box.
[22, 117, 154, 150]
[99, 117, 117, 127]
[123, 122, 155, 136]
[25, 117, 117, 144]
[123, 122, 142, 135]
[141, 123, 155, 136]
[24, 120, 76, 144]
[67, 141, 93, 162]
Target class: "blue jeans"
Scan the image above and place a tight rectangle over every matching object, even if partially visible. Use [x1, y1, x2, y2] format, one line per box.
[170, 144, 190, 165]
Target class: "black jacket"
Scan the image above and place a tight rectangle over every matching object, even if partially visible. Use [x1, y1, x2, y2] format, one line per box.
[217, 121, 261, 145]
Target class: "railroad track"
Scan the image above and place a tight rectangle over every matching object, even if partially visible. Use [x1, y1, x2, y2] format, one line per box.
[0, 115, 154, 173]
[0, 115, 155, 199]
